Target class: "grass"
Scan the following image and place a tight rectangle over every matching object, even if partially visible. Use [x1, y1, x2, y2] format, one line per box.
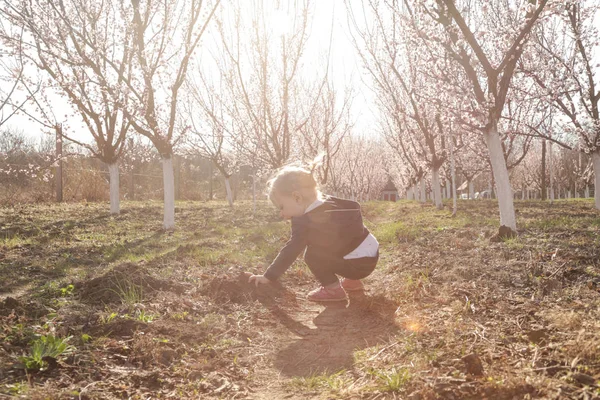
[371, 367, 412, 392]
[1, 198, 600, 399]
[288, 369, 350, 393]
[110, 276, 144, 307]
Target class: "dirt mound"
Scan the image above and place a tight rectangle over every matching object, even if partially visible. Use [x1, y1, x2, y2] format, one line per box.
[201, 270, 296, 306]
[78, 263, 184, 305]
[89, 318, 146, 338]
[0, 296, 46, 318]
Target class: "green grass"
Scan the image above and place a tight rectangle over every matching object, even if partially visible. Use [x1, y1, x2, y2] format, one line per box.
[288, 369, 350, 393]
[110, 277, 144, 307]
[373, 367, 411, 392]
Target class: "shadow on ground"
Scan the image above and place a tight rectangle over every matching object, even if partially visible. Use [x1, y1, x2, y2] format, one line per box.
[272, 292, 400, 377]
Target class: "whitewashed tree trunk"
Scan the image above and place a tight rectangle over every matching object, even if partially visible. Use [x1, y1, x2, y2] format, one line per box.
[468, 181, 474, 199]
[521, 185, 525, 200]
[585, 185, 590, 198]
[449, 135, 457, 215]
[225, 177, 233, 207]
[484, 129, 517, 230]
[108, 163, 120, 215]
[592, 152, 600, 210]
[549, 142, 554, 203]
[162, 157, 175, 230]
[432, 167, 443, 209]
[419, 177, 426, 203]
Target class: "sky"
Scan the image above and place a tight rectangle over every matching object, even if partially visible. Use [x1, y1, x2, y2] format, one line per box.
[5, 0, 378, 145]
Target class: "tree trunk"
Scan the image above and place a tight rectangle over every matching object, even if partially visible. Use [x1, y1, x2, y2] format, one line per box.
[468, 181, 474, 199]
[175, 156, 181, 201]
[252, 172, 256, 215]
[108, 163, 120, 215]
[541, 139, 547, 201]
[593, 151, 600, 210]
[55, 127, 63, 202]
[484, 128, 517, 230]
[549, 141, 554, 203]
[129, 167, 135, 200]
[162, 156, 175, 230]
[419, 176, 426, 203]
[449, 135, 457, 216]
[432, 167, 443, 209]
[208, 162, 213, 201]
[225, 177, 233, 207]
[585, 185, 590, 198]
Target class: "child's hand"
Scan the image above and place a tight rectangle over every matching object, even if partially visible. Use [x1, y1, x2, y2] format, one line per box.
[248, 274, 271, 287]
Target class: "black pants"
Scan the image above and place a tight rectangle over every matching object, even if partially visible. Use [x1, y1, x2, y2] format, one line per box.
[304, 248, 379, 286]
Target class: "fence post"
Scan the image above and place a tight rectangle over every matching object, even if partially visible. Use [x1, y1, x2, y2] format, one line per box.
[55, 124, 63, 202]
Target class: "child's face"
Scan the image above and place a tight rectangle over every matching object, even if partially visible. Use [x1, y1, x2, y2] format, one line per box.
[271, 192, 306, 220]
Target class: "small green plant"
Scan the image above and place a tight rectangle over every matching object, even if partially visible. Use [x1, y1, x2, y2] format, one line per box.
[374, 367, 411, 392]
[18, 334, 74, 371]
[81, 333, 92, 344]
[59, 284, 75, 297]
[135, 309, 155, 323]
[6, 381, 29, 395]
[170, 311, 189, 321]
[100, 312, 118, 324]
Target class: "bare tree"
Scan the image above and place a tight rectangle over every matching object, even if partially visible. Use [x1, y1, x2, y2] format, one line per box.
[2, 0, 135, 214]
[0, 21, 39, 129]
[216, 0, 312, 169]
[184, 73, 239, 207]
[406, 0, 551, 231]
[521, 1, 600, 209]
[297, 80, 353, 186]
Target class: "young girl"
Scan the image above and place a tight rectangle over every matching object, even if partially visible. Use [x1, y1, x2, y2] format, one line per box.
[248, 165, 379, 302]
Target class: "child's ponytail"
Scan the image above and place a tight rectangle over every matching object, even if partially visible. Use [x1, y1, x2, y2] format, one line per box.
[308, 152, 326, 176]
[267, 153, 325, 200]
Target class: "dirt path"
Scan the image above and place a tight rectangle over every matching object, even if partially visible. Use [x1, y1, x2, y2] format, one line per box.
[240, 284, 400, 399]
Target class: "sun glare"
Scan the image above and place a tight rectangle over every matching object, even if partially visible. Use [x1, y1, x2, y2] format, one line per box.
[270, 9, 290, 37]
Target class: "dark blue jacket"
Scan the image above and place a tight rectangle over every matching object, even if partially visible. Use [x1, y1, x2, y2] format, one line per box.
[264, 196, 370, 281]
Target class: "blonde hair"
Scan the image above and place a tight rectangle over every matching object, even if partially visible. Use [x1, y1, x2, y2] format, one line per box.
[267, 155, 325, 200]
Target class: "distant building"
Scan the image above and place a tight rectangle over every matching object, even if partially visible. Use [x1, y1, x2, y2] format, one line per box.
[381, 178, 398, 201]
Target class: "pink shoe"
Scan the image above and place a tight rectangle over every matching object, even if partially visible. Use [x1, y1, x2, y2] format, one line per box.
[307, 284, 347, 302]
[341, 278, 364, 292]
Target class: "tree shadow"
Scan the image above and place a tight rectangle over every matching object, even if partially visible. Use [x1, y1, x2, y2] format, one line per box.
[270, 291, 401, 377]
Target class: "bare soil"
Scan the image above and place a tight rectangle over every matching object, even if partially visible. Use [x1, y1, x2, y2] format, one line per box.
[0, 199, 599, 399]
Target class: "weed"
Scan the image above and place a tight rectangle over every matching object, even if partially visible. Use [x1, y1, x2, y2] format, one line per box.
[100, 312, 118, 324]
[288, 369, 349, 392]
[110, 276, 144, 307]
[18, 334, 74, 371]
[170, 311, 189, 321]
[59, 284, 75, 297]
[371, 367, 411, 392]
[6, 381, 28, 395]
[135, 309, 155, 323]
